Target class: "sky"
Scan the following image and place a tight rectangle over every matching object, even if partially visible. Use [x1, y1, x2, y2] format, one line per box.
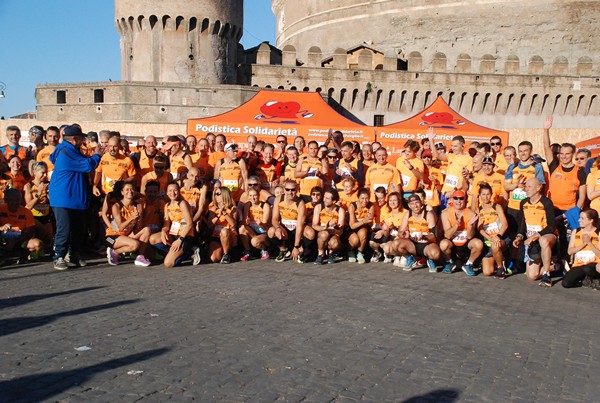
[0, 0, 276, 119]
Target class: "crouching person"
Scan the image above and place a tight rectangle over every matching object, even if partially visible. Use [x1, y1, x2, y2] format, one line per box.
[150, 182, 196, 268]
[312, 188, 345, 265]
[382, 194, 441, 272]
[563, 209, 600, 288]
[0, 189, 44, 264]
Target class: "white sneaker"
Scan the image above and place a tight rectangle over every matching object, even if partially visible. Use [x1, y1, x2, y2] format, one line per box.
[383, 254, 393, 263]
[191, 246, 201, 265]
[393, 256, 407, 268]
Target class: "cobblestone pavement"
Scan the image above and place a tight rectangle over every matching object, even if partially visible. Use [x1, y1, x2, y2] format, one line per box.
[0, 256, 598, 402]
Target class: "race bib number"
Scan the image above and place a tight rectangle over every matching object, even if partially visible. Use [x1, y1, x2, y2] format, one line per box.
[401, 174, 412, 188]
[452, 230, 468, 246]
[282, 219, 297, 231]
[526, 224, 542, 238]
[390, 229, 399, 237]
[223, 179, 239, 191]
[307, 167, 318, 177]
[410, 232, 428, 243]
[512, 188, 526, 201]
[483, 221, 500, 236]
[169, 221, 181, 236]
[444, 174, 459, 189]
[574, 250, 597, 266]
[105, 176, 117, 192]
[424, 189, 433, 203]
[33, 203, 50, 217]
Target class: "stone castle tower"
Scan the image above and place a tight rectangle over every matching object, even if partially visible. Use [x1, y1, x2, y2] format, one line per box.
[115, 0, 243, 84]
[273, 0, 599, 71]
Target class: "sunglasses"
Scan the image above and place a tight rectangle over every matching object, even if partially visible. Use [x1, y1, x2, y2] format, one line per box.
[248, 183, 259, 187]
[422, 156, 432, 159]
[285, 188, 296, 192]
[453, 197, 465, 201]
[311, 192, 321, 196]
[491, 142, 502, 146]
[214, 192, 221, 196]
[575, 157, 586, 161]
[327, 155, 337, 159]
[277, 140, 286, 144]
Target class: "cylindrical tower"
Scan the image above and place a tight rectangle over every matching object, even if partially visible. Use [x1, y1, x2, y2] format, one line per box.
[273, 0, 599, 69]
[115, 0, 243, 84]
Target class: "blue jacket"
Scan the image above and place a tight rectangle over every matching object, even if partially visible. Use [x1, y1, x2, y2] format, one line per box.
[49, 141, 101, 210]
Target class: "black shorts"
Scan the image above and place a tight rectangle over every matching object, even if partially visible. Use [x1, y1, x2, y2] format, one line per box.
[370, 232, 390, 244]
[106, 235, 119, 247]
[453, 242, 471, 259]
[412, 241, 429, 258]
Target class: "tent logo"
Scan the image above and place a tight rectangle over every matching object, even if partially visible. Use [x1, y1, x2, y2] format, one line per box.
[255, 101, 314, 123]
[419, 111, 465, 129]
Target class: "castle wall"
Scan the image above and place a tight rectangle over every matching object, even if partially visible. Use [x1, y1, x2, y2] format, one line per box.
[36, 82, 258, 124]
[115, 0, 243, 84]
[249, 49, 600, 130]
[273, 0, 600, 70]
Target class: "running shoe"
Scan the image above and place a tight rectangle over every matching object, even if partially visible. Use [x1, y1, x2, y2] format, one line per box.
[240, 250, 251, 262]
[134, 255, 151, 267]
[415, 257, 426, 269]
[505, 260, 515, 276]
[191, 246, 201, 265]
[403, 255, 417, 272]
[107, 247, 119, 266]
[53, 257, 68, 271]
[383, 254, 393, 263]
[327, 253, 336, 265]
[260, 250, 270, 260]
[393, 256, 407, 268]
[275, 249, 288, 262]
[495, 267, 506, 280]
[539, 272, 552, 287]
[348, 250, 357, 263]
[462, 263, 476, 276]
[427, 258, 437, 273]
[442, 261, 455, 274]
[357, 251, 366, 264]
[370, 250, 382, 263]
[297, 252, 305, 264]
[314, 254, 325, 265]
[220, 253, 231, 264]
[65, 254, 87, 267]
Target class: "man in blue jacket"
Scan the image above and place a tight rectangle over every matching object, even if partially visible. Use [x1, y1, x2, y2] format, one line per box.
[49, 125, 101, 270]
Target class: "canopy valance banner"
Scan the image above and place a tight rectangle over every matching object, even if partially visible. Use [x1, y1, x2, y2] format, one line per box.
[187, 90, 373, 150]
[377, 96, 509, 161]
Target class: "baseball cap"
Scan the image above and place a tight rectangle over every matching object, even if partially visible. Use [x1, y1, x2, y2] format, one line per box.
[407, 194, 421, 203]
[421, 150, 432, 158]
[532, 154, 546, 163]
[435, 142, 446, 149]
[225, 143, 238, 151]
[163, 140, 180, 150]
[63, 125, 84, 137]
[452, 190, 467, 198]
[482, 156, 495, 165]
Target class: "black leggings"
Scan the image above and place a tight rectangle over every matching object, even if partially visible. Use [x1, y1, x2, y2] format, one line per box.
[562, 263, 599, 288]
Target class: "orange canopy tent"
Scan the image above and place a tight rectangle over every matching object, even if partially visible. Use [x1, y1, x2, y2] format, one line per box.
[576, 136, 600, 157]
[187, 90, 373, 150]
[377, 96, 509, 161]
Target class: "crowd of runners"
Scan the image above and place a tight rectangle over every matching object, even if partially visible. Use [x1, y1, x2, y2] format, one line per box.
[1, 119, 599, 289]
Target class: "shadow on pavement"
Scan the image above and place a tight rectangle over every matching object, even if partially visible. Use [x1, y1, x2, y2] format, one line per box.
[0, 286, 106, 310]
[403, 388, 460, 402]
[0, 299, 140, 337]
[0, 264, 107, 282]
[0, 347, 171, 402]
